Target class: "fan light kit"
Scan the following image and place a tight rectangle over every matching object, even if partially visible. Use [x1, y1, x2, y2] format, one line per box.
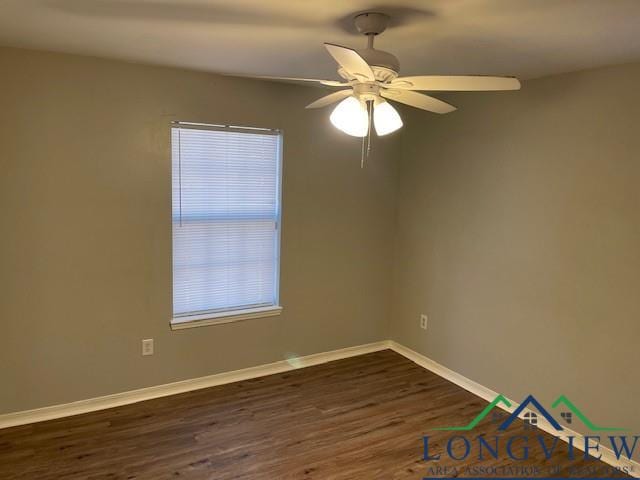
[260, 12, 521, 162]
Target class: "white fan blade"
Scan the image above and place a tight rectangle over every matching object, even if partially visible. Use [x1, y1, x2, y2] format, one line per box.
[324, 43, 375, 82]
[234, 74, 348, 87]
[390, 75, 521, 91]
[320, 80, 350, 87]
[381, 89, 456, 114]
[305, 89, 353, 109]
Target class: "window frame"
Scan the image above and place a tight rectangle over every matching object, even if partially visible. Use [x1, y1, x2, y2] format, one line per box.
[169, 121, 284, 330]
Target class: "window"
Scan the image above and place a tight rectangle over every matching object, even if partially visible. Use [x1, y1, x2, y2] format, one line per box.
[171, 122, 282, 328]
[523, 412, 538, 429]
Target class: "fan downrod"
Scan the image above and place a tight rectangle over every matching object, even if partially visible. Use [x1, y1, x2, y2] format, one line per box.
[352, 12, 399, 77]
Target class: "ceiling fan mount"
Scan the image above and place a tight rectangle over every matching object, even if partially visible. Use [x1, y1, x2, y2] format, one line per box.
[353, 11, 390, 36]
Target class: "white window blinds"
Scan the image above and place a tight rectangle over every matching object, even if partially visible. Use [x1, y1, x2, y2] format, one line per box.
[171, 123, 282, 320]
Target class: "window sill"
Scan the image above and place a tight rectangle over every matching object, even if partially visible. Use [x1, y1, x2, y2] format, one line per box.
[170, 305, 283, 330]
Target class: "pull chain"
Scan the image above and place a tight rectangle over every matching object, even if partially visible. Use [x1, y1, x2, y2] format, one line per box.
[367, 100, 372, 158]
[360, 100, 373, 169]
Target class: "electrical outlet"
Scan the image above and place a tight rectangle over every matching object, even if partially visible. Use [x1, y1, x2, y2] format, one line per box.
[420, 314, 428, 330]
[142, 338, 154, 356]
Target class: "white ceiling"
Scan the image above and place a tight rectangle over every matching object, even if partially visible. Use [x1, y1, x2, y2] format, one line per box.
[1, 0, 640, 82]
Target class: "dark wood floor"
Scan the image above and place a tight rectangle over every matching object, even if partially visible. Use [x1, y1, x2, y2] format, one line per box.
[0, 350, 629, 479]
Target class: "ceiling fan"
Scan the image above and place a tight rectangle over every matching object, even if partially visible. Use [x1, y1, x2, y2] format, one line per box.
[259, 12, 521, 137]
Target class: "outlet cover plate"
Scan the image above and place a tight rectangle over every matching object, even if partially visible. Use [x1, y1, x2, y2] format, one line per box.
[142, 338, 154, 356]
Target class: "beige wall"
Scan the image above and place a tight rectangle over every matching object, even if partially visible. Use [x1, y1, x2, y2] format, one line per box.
[2, 43, 638, 435]
[392, 63, 640, 433]
[0, 47, 398, 413]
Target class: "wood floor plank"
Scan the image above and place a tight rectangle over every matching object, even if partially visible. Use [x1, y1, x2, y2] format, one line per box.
[0, 350, 631, 479]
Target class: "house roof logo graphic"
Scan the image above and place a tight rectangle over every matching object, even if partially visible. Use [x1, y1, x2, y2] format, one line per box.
[498, 395, 562, 431]
[433, 394, 626, 432]
[551, 395, 626, 432]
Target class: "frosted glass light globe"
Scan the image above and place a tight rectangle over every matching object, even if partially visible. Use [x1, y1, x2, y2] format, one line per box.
[373, 100, 403, 136]
[330, 96, 369, 137]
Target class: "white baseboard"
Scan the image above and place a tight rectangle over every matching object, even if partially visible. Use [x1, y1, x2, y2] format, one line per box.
[387, 340, 640, 478]
[2, 338, 637, 477]
[0, 340, 390, 430]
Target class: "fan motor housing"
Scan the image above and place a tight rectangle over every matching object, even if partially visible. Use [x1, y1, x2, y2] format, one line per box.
[356, 48, 400, 79]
